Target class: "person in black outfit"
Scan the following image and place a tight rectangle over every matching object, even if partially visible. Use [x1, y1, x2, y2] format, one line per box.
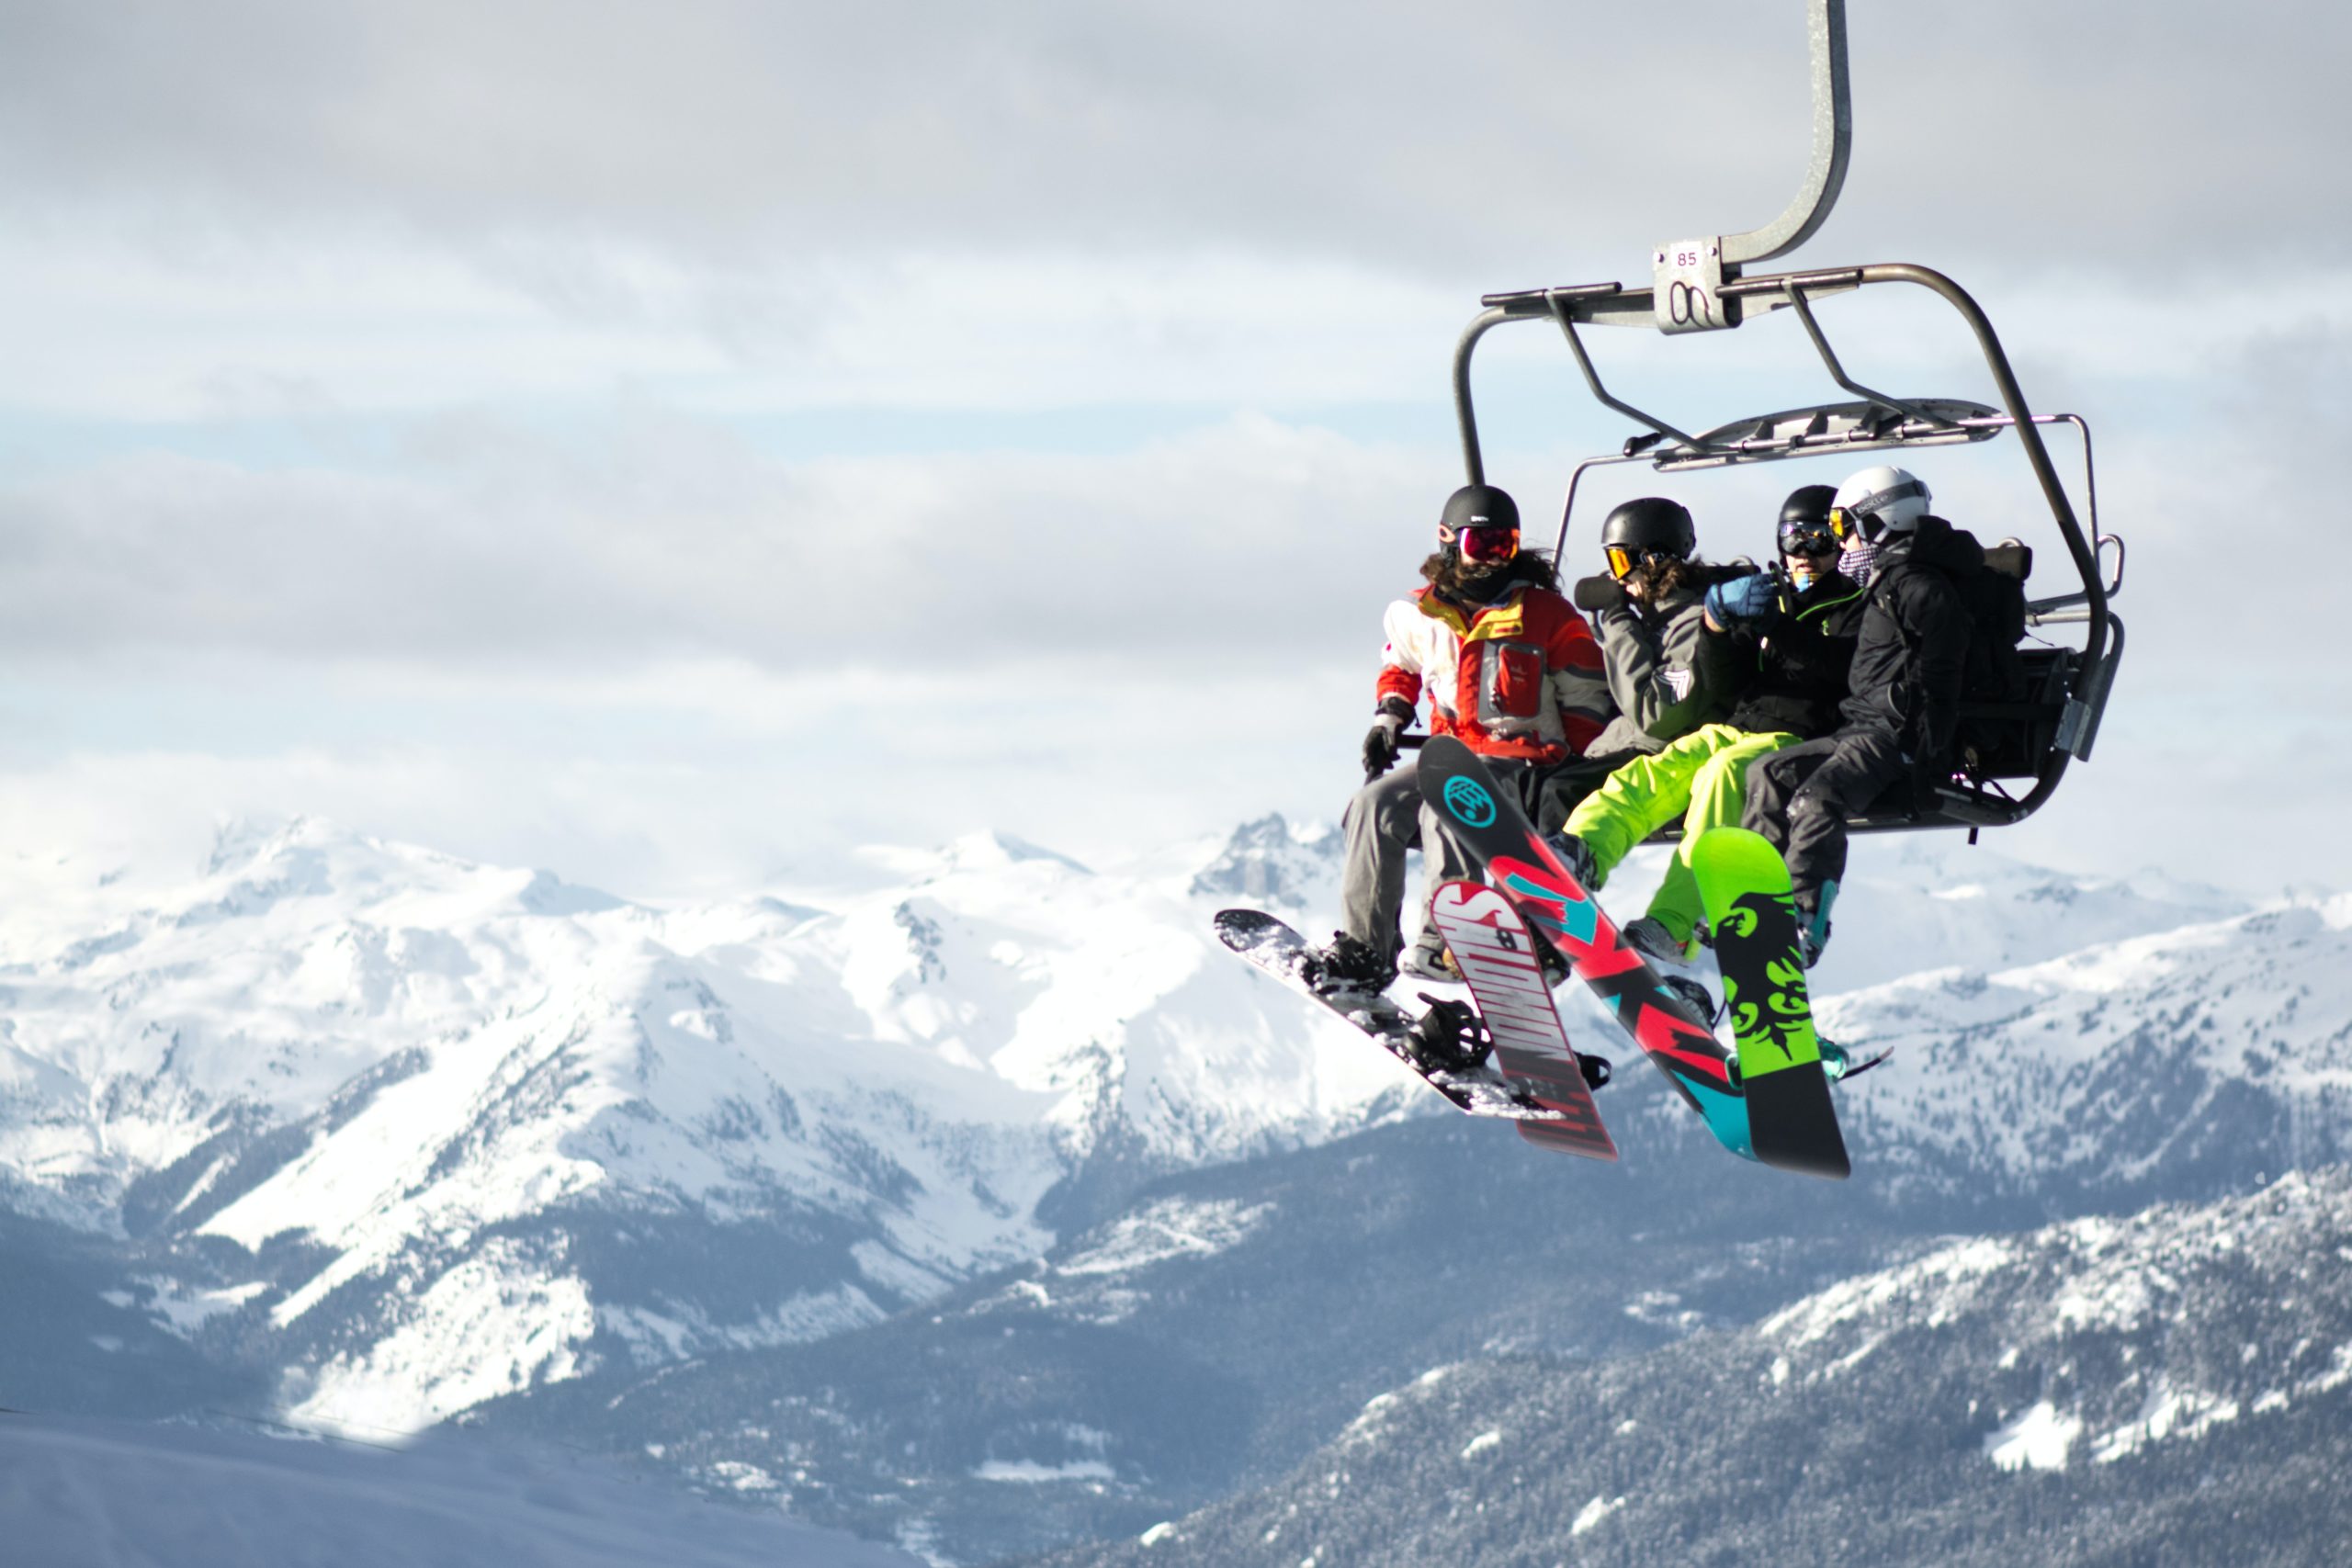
[1742, 465, 1984, 964]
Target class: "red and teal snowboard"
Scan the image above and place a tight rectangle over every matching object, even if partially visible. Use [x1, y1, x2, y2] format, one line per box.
[1414, 737, 1772, 1168]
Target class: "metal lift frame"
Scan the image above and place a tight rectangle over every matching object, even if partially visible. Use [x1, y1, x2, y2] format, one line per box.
[1441, 0, 2124, 835]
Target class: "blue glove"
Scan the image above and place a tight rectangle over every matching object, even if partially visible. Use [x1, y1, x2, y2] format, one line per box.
[1703, 572, 1777, 627]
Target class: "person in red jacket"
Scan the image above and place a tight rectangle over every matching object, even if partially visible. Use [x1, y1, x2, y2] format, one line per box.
[1304, 484, 1611, 991]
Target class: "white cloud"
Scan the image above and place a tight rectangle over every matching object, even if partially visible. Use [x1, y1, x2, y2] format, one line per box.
[0, 652, 1374, 903]
[0, 228, 1465, 422]
[6, 2, 2343, 286]
[3, 0, 2345, 908]
[0, 412, 1439, 670]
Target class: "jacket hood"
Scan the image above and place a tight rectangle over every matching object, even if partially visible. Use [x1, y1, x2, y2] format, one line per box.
[1880, 514, 1985, 575]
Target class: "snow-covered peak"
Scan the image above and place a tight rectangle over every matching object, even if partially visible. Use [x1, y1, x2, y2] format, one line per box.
[1181, 813, 1342, 915]
[0, 807, 2330, 1446]
[0, 811, 1411, 1435]
[1816, 888, 2352, 1193]
[854, 829, 1093, 887]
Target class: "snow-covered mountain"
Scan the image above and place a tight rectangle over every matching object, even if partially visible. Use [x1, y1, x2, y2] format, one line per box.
[1049, 1169, 2352, 1568]
[0, 816, 1401, 1436]
[0, 807, 2312, 1461]
[1820, 891, 2352, 1201]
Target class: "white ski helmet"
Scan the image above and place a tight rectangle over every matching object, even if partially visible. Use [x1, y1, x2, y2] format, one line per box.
[1830, 466, 1931, 544]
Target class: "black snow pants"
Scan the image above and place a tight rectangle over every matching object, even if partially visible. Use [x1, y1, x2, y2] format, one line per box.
[1525, 748, 1644, 836]
[1739, 726, 1908, 909]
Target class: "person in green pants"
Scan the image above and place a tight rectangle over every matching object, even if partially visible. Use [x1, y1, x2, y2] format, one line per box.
[1546, 486, 1867, 964]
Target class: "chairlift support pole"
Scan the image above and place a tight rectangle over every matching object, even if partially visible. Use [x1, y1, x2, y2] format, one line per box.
[1656, 0, 1850, 331]
[1453, 0, 1853, 476]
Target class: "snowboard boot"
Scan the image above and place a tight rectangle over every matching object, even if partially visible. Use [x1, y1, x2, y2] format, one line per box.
[1299, 932, 1396, 996]
[1793, 880, 1838, 969]
[1820, 1038, 1892, 1084]
[1399, 936, 1463, 983]
[1623, 915, 1698, 968]
[1525, 926, 1572, 987]
[1659, 974, 1718, 1024]
[1543, 830, 1601, 889]
[1407, 993, 1493, 1073]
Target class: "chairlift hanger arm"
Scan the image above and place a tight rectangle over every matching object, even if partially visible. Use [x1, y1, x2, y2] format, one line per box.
[1722, 0, 1852, 267]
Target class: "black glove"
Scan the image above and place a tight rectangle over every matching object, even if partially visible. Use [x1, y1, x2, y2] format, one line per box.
[1361, 698, 1414, 780]
[1572, 573, 1626, 614]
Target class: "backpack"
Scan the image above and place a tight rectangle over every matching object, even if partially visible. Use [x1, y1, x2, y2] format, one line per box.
[1948, 538, 2032, 772]
[1871, 524, 2031, 772]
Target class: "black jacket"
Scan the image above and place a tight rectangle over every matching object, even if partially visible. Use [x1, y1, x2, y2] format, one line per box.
[1715, 568, 1868, 739]
[1839, 515, 1982, 756]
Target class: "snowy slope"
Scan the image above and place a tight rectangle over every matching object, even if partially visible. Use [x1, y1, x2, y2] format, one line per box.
[0, 1411, 921, 1568]
[0, 817, 1405, 1436]
[0, 807, 2307, 1447]
[1821, 893, 2352, 1194]
[1598, 829, 2245, 995]
[1052, 1170, 2352, 1568]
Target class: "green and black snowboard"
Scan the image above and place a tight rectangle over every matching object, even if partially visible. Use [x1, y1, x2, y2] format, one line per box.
[1688, 827, 1849, 1179]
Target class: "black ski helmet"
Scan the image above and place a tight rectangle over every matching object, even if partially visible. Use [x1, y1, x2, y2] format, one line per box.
[1599, 497, 1695, 561]
[1776, 484, 1838, 556]
[1438, 483, 1520, 540]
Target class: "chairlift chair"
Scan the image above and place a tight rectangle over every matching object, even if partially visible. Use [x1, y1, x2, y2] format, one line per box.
[1448, 0, 2125, 840]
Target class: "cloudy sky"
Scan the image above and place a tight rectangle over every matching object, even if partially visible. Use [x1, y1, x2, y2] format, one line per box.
[2, 1, 2346, 900]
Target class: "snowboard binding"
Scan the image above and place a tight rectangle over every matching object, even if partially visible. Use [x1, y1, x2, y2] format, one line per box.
[1409, 993, 1612, 1090]
[1407, 994, 1494, 1073]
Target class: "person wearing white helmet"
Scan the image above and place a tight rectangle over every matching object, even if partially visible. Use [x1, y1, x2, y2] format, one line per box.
[1741, 465, 1987, 965]
[1824, 462, 1930, 588]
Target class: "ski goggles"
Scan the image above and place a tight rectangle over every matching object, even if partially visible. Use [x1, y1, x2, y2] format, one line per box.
[1604, 544, 1673, 579]
[1780, 524, 1838, 558]
[1453, 524, 1520, 563]
[1826, 506, 1862, 543]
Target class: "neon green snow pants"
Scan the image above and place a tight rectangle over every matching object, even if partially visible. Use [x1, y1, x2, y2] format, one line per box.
[1561, 723, 1801, 944]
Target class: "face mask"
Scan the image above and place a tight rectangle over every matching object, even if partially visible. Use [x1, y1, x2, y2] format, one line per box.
[1787, 562, 1815, 592]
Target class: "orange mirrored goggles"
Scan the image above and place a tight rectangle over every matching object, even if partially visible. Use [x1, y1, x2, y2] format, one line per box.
[1604, 544, 1675, 579]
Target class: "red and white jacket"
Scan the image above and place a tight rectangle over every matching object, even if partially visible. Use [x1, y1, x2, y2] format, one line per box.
[1377, 583, 1611, 762]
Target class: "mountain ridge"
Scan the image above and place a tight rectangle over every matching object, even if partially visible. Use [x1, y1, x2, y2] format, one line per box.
[3, 807, 2339, 1565]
